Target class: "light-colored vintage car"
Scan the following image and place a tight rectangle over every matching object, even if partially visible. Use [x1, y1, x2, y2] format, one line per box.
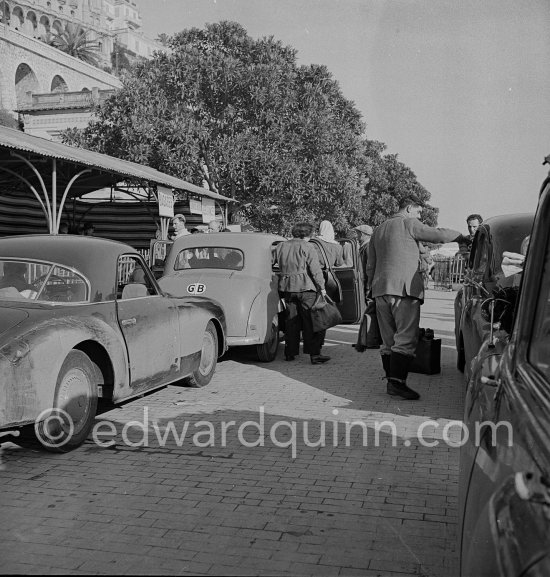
[157, 232, 286, 362]
[0, 235, 226, 451]
[459, 167, 550, 576]
[154, 232, 368, 362]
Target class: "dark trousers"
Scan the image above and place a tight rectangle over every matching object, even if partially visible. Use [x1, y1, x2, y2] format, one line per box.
[283, 291, 322, 356]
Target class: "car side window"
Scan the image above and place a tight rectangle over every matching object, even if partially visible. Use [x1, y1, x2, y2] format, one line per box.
[37, 265, 89, 303]
[0, 260, 88, 302]
[117, 255, 158, 299]
[528, 235, 550, 379]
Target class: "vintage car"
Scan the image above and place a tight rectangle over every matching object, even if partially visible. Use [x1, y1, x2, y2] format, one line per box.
[155, 233, 365, 362]
[0, 235, 226, 451]
[454, 213, 533, 379]
[459, 170, 550, 576]
[157, 232, 285, 362]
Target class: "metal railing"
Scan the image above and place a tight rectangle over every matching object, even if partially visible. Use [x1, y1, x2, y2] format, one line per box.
[18, 89, 116, 111]
[432, 255, 466, 290]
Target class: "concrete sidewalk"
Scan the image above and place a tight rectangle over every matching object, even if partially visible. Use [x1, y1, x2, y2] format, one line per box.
[0, 289, 464, 576]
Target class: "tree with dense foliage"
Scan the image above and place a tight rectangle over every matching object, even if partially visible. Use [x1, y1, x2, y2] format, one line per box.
[51, 24, 100, 66]
[62, 21, 437, 233]
[356, 140, 438, 227]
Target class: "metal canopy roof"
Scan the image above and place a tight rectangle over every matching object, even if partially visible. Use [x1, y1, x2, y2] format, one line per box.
[0, 125, 231, 202]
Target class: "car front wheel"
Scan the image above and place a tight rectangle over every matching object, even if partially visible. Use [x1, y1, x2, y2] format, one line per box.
[35, 350, 99, 452]
[187, 321, 218, 387]
[256, 314, 280, 362]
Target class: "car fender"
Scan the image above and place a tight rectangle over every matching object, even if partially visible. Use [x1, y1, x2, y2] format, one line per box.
[172, 297, 227, 357]
[247, 284, 280, 343]
[0, 313, 128, 428]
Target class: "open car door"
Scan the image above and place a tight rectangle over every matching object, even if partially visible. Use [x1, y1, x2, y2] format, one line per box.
[336, 238, 365, 323]
[310, 238, 364, 324]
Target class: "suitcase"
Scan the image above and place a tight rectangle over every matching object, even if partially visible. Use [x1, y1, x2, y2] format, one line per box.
[410, 337, 441, 375]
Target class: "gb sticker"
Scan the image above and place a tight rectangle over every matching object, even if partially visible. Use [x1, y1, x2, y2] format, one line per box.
[187, 283, 206, 295]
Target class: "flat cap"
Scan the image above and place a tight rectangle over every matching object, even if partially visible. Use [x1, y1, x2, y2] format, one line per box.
[354, 224, 373, 235]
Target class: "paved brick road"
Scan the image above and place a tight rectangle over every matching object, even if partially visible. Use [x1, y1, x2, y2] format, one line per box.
[0, 289, 464, 576]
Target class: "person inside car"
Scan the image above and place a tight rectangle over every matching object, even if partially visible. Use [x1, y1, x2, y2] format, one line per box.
[0, 262, 35, 292]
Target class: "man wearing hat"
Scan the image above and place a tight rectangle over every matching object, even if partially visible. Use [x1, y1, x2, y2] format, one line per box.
[354, 224, 373, 283]
[366, 195, 461, 400]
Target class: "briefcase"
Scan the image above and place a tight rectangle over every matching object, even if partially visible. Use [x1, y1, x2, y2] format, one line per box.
[410, 337, 441, 375]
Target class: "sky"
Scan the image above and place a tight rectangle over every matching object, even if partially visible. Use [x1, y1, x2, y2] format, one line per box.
[137, 0, 550, 232]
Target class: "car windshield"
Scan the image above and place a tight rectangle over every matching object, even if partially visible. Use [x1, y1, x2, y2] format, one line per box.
[0, 260, 89, 302]
[174, 247, 244, 271]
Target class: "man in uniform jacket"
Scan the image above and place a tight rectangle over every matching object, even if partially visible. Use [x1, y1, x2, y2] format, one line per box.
[366, 196, 461, 399]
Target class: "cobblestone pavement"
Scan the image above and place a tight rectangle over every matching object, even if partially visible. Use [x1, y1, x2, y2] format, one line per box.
[0, 288, 464, 576]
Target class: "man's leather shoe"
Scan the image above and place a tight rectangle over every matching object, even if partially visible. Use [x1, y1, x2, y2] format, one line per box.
[285, 355, 296, 361]
[310, 354, 330, 365]
[387, 379, 420, 400]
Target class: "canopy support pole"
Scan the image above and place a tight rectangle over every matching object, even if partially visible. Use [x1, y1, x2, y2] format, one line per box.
[57, 169, 92, 233]
[0, 166, 49, 222]
[51, 159, 57, 234]
[160, 216, 170, 240]
[10, 152, 53, 230]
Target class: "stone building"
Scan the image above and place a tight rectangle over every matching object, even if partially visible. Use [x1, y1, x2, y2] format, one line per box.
[0, 0, 161, 67]
[0, 0, 162, 138]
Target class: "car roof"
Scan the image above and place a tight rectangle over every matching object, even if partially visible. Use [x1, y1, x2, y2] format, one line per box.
[479, 213, 534, 246]
[481, 213, 534, 232]
[0, 235, 141, 302]
[172, 232, 286, 249]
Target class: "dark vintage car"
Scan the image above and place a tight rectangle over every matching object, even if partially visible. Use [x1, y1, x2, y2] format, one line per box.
[455, 213, 534, 379]
[0, 235, 226, 451]
[459, 171, 550, 576]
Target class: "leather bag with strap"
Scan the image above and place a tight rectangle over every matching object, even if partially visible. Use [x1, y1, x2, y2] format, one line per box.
[309, 238, 343, 303]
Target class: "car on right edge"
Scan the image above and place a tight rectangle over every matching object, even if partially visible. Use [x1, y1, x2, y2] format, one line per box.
[454, 213, 533, 380]
[459, 162, 550, 576]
